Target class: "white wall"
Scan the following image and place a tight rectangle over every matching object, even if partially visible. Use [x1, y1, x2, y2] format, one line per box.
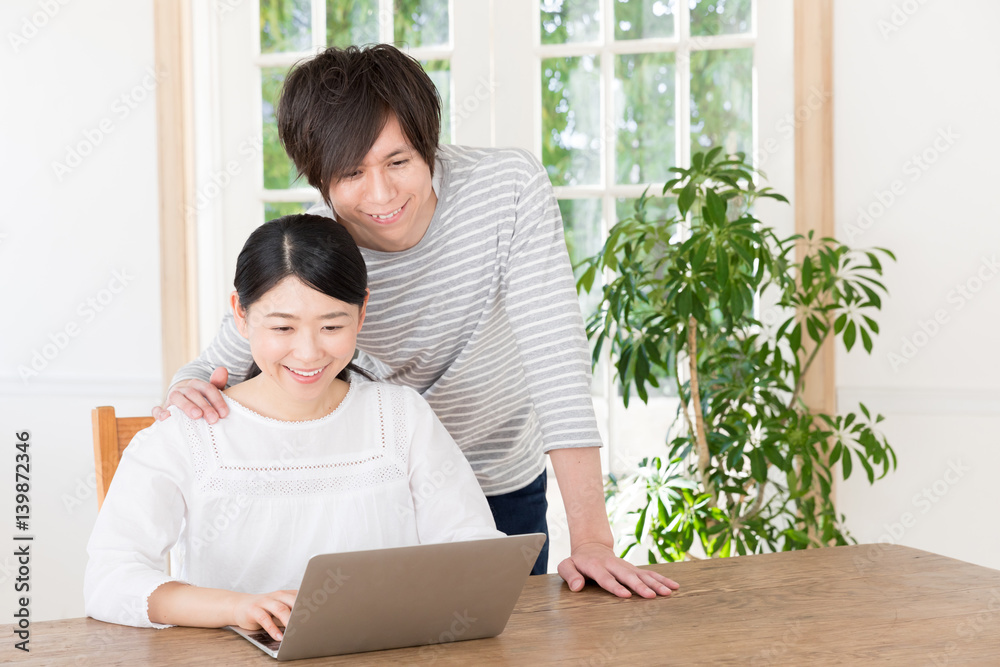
[834, 0, 1000, 568]
[3, 0, 997, 629]
[0, 0, 161, 623]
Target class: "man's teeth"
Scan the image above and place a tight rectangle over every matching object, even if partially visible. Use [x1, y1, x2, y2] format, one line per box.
[371, 206, 402, 220]
[288, 367, 322, 377]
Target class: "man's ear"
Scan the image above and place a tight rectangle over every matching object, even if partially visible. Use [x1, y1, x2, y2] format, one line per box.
[231, 292, 250, 339]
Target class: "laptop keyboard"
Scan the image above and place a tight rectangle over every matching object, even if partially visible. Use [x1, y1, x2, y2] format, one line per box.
[248, 631, 283, 651]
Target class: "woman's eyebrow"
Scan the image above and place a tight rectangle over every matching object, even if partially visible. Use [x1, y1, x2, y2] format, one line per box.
[263, 312, 351, 319]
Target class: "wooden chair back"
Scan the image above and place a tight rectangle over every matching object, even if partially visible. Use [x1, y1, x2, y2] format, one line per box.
[91, 407, 154, 509]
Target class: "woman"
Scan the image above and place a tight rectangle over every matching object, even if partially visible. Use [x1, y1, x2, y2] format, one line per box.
[85, 214, 501, 641]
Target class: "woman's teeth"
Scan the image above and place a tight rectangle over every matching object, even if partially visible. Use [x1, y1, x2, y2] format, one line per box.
[288, 367, 322, 377]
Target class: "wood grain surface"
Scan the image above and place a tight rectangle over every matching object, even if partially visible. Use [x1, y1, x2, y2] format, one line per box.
[3, 544, 999, 665]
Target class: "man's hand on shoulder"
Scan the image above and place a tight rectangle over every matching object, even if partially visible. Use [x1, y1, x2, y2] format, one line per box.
[152, 367, 230, 423]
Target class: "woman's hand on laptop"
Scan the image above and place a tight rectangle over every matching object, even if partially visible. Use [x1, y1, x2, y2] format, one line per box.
[152, 367, 230, 423]
[558, 543, 680, 599]
[233, 589, 298, 642]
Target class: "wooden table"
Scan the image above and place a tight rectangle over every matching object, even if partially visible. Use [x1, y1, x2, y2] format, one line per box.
[4, 544, 1000, 665]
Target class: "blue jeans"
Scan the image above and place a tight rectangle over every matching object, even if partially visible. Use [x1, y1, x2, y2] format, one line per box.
[487, 470, 549, 575]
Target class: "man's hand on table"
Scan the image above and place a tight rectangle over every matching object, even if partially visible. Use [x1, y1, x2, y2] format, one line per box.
[558, 542, 680, 599]
[152, 367, 230, 424]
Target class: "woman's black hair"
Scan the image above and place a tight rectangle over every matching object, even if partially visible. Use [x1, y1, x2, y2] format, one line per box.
[234, 213, 375, 382]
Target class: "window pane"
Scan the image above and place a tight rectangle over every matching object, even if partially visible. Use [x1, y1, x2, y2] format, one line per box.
[614, 0, 677, 41]
[542, 55, 602, 187]
[260, 0, 311, 54]
[690, 0, 753, 37]
[615, 196, 679, 395]
[422, 59, 451, 144]
[559, 198, 603, 319]
[326, 0, 379, 48]
[262, 67, 303, 190]
[615, 52, 676, 185]
[615, 195, 678, 228]
[540, 0, 600, 45]
[395, 0, 450, 48]
[690, 48, 753, 157]
[265, 201, 316, 222]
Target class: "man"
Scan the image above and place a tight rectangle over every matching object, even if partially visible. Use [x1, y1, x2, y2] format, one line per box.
[156, 44, 677, 599]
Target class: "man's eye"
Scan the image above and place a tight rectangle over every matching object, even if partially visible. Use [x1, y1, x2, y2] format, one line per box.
[392, 159, 409, 167]
[323, 326, 343, 331]
[272, 326, 292, 332]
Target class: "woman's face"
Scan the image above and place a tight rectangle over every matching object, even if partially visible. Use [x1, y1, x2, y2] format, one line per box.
[233, 276, 366, 408]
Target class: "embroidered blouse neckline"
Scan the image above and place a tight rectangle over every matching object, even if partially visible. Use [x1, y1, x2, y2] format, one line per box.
[221, 381, 358, 426]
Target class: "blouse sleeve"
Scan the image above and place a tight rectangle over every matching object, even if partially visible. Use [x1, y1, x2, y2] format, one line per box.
[84, 411, 191, 629]
[403, 389, 506, 544]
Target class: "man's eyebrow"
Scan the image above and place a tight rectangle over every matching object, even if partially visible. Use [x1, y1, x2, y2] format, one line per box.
[380, 147, 412, 161]
[263, 312, 351, 319]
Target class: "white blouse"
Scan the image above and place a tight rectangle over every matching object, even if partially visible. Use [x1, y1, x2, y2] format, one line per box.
[84, 381, 503, 629]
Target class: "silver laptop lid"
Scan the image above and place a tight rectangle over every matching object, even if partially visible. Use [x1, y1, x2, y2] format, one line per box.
[273, 533, 545, 661]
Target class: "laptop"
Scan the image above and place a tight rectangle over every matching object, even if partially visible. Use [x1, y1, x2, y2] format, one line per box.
[228, 533, 546, 661]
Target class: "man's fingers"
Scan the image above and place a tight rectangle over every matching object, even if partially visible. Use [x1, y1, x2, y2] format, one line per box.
[645, 571, 680, 593]
[620, 569, 656, 599]
[208, 368, 230, 419]
[588, 565, 632, 598]
[557, 558, 586, 592]
[165, 389, 202, 420]
[210, 366, 229, 389]
[564, 552, 679, 599]
[160, 376, 230, 423]
[176, 384, 221, 423]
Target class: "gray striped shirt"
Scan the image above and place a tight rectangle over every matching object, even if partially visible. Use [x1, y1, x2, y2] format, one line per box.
[172, 145, 602, 495]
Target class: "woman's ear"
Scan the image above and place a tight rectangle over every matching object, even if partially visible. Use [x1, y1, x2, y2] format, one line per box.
[231, 292, 250, 339]
[357, 289, 370, 333]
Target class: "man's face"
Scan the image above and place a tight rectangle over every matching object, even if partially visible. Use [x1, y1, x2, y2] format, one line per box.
[327, 115, 437, 253]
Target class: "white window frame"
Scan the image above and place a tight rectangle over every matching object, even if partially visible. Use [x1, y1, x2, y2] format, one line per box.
[191, 0, 794, 474]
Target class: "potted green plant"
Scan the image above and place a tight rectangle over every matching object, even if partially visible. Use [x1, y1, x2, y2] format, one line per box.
[577, 147, 896, 561]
